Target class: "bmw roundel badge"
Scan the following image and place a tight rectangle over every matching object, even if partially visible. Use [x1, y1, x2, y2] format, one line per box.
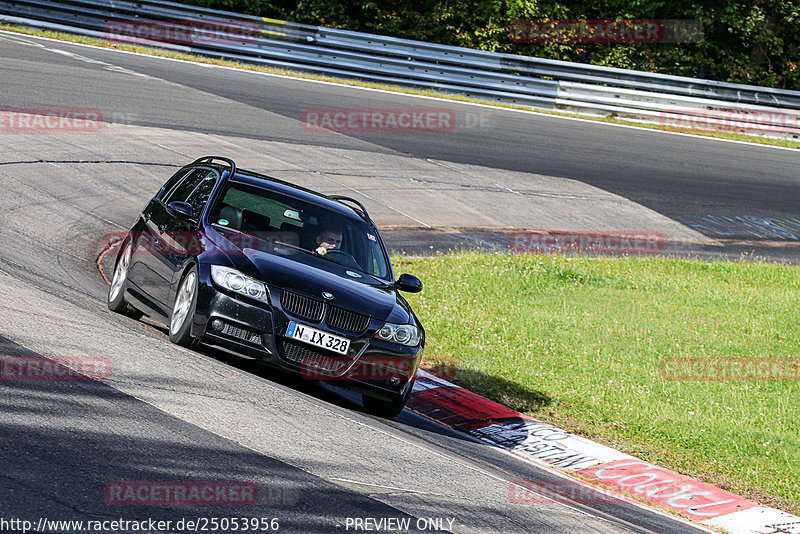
[322, 292, 334, 300]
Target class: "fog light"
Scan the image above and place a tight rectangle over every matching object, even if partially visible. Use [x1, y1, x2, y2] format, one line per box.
[388, 376, 401, 386]
[211, 319, 224, 331]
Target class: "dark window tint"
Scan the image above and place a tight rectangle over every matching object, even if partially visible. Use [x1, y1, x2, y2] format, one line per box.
[165, 168, 217, 210]
[157, 169, 192, 200]
[184, 173, 218, 216]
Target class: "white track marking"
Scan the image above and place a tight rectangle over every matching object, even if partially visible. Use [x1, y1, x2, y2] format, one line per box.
[1, 28, 797, 153]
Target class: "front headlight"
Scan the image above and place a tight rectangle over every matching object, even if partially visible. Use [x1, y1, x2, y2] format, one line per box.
[374, 322, 420, 347]
[211, 265, 268, 303]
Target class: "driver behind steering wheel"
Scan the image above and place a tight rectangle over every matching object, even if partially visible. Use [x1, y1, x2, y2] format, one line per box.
[314, 226, 343, 256]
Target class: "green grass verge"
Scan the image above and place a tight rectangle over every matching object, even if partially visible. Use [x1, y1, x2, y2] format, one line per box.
[395, 251, 800, 514]
[2, 23, 799, 150]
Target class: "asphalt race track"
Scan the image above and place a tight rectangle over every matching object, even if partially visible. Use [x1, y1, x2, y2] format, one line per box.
[1, 29, 796, 533]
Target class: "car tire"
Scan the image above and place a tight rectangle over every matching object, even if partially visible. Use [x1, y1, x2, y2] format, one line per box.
[362, 376, 415, 418]
[107, 240, 143, 320]
[169, 266, 200, 348]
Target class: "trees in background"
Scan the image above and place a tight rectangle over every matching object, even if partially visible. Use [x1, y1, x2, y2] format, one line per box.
[181, 0, 800, 89]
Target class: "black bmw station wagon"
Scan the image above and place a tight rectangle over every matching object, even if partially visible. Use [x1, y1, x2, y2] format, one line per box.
[108, 156, 424, 417]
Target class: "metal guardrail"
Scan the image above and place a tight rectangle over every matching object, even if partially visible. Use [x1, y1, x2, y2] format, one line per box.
[1, 0, 799, 137]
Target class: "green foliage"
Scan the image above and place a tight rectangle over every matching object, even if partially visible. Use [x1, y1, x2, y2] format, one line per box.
[177, 0, 799, 89]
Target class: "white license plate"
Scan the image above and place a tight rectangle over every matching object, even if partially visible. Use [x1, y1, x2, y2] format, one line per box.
[285, 321, 350, 355]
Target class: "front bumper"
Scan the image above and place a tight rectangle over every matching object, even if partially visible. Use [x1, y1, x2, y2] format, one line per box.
[191, 276, 421, 400]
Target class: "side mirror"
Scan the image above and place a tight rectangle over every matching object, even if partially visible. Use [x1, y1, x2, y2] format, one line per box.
[395, 273, 422, 293]
[167, 201, 195, 219]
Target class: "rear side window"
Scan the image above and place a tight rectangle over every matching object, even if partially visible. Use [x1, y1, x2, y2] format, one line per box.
[164, 169, 218, 215]
[157, 169, 192, 200]
[184, 173, 218, 216]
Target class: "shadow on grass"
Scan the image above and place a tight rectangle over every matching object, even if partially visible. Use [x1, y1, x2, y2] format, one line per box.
[436, 367, 553, 414]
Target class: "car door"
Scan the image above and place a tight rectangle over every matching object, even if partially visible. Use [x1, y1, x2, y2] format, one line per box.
[151, 168, 220, 309]
[127, 168, 192, 309]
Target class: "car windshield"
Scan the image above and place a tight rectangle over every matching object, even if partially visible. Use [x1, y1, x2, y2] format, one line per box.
[208, 182, 391, 280]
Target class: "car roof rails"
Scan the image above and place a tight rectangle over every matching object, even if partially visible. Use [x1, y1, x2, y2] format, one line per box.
[329, 195, 372, 222]
[193, 156, 236, 177]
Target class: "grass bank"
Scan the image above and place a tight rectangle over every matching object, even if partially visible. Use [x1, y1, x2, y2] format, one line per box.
[396, 251, 799, 513]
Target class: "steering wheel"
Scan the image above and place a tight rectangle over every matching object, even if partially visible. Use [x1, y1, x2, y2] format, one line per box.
[322, 249, 360, 269]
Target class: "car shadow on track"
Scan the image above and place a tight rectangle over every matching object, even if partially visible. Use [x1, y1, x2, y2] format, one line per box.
[130, 315, 551, 446]
[192, 337, 555, 449]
